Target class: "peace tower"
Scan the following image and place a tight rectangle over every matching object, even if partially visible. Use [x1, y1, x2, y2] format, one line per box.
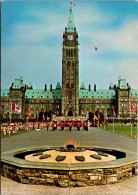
[61, 7, 79, 116]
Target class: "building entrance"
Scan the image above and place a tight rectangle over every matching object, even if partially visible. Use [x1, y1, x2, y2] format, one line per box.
[68, 110, 73, 116]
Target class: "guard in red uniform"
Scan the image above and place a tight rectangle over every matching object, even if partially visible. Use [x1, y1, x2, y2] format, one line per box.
[46, 122, 49, 131]
[77, 123, 80, 131]
[85, 123, 88, 131]
[69, 123, 72, 132]
[61, 123, 64, 131]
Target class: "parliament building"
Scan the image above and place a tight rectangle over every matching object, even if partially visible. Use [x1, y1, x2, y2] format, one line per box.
[1, 8, 138, 120]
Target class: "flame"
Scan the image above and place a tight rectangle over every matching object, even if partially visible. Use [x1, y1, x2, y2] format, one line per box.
[63, 138, 80, 148]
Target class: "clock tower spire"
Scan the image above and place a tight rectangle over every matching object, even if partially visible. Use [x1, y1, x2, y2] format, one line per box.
[67, 7, 75, 32]
[61, 7, 79, 116]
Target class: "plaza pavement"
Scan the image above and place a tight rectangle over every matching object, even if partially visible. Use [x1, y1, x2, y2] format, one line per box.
[1, 126, 138, 195]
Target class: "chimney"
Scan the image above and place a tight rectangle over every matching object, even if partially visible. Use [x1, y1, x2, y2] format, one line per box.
[45, 84, 47, 91]
[94, 84, 96, 92]
[50, 84, 52, 92]
[89, 84, 91, 92]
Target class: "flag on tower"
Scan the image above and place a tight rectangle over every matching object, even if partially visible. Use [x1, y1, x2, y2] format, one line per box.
[70, 2, 76, 6]
[28, 109, 32, 119]
[131, 104, 136, 114]
[11, 103, 23, 114]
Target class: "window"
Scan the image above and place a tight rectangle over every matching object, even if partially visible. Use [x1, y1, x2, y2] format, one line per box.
[68, 93, 72, 101]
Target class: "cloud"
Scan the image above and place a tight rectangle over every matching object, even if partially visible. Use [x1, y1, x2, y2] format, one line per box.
[9, 11, 66, 46]
[1, 44, 62, 89]
[2, 2, 137, 90]
[79, 55, 137, 89]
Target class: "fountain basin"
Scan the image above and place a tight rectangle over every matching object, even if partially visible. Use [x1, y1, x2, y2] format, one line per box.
[1, 146, 137, 187]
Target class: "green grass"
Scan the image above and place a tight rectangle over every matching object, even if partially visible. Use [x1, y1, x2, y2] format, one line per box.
[99, 125, 137, 137]
[1, 129, 34, 138]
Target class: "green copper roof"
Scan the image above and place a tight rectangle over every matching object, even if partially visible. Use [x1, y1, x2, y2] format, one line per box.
[12, 77, 24, 89]
[80, 82, 86, 89]
[130, 89, 138, 97]
[79, 89, 116, 99]
[67, 7, 75, 32]
[109, 82, 114, 89]
[56, 82, 61, 89]
[117, 78, 129, 89]
[27, 82, 32, 88]
[1, 89, 10, 97]
[25, 89, 61, 99]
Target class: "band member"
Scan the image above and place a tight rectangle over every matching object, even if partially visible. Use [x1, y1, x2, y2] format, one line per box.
[85, 122, 88, 131]
[77, 122, 80, 131]
[61, 123, 64, 131]
[46, 122, 49, 131]
[53, 123, 57, 131]
[69, 122, 72, 132]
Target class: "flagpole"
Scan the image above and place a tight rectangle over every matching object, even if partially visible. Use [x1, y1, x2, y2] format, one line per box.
[9, 99, 11, 136]
[104, 112, 105, 130]
[27, 116, 28, 132]
[113, 114, 114, 133]
[130, 103, 132, 137]
[98, 112, 99, 129]
[94, 112, 95, 127]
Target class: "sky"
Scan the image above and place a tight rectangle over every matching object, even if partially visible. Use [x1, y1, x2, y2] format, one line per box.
[1, 1, 138, 90]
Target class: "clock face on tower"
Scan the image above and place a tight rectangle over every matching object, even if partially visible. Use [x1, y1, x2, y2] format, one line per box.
[67, 35, 74, 40]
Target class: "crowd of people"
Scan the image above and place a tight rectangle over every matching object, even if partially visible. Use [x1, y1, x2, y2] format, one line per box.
[1, 117, 90, 136]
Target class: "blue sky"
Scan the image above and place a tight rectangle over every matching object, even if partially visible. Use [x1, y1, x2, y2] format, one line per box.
[1, 1, 138, 90]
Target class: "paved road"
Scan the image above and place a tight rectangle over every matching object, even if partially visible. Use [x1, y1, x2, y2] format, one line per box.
[1, 127, 137, 195]
[1, 175, 137, 195]
[1, 127, 137, 153]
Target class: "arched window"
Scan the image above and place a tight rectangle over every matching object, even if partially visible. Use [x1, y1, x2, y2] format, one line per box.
[69, 49, 70, 56]
[68, 93, 72, 101]
[71, 49, 73, 56]
[66, 49, 68, 56]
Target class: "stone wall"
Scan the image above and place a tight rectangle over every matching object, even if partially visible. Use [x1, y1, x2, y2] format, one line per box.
[1, 162, 137, 187]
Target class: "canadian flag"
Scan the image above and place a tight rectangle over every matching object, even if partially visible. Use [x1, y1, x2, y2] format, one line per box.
[131, 104, 136, 114]
[11, 103, 23, 114]
[71, 2, 76, 6]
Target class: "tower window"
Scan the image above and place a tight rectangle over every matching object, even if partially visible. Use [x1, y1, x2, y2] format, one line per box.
[68, 93, 72, 101]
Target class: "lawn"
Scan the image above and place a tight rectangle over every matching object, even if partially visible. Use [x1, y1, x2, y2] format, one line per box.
[100, 125, 137, 137]
[1, 129, 34, 138]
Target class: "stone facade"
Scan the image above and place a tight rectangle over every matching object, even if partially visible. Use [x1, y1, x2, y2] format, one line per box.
[61, 23, 79, 116]
[1, 162, 137, 187]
